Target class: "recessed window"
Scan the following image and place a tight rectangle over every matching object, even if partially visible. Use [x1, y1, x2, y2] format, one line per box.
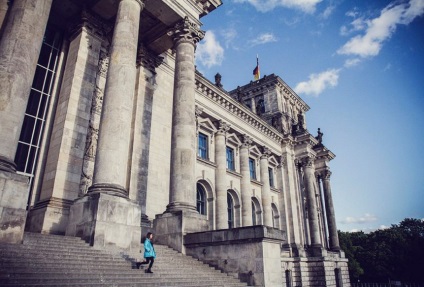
[226, 147, 235, 171]
[249, 158, 256, 180]
[15, 27, 62, 180]
[252, 202, 256, 225]
[227, 193, 234, 229]
[198, 132, 208, 160]
[196, 183, 206, 215]
[268, 167, 274, 187]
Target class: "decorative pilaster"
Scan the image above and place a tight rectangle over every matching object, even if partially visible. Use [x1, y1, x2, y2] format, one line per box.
[89, 0, 144, 197]
[215, 120, 230, 229]
[299, 155, 322, 250]
[0, 0, 53, 172]
[320, 169, 340, 251]
[240, 135, 253, 226]
[260, 147, 273, 227]
[166, 16, 205, 212]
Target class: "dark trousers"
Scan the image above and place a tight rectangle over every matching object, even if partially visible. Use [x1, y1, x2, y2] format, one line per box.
[145, 257, 154, 270]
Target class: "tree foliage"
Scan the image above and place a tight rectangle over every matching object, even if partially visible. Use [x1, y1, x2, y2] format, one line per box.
[338, 218, 424, 283]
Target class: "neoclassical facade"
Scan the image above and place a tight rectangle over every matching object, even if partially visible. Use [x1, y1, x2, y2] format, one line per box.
[0, 0, 350, 286]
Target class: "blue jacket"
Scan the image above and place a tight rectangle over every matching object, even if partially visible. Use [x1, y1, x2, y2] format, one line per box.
[144, 239, 156, 258]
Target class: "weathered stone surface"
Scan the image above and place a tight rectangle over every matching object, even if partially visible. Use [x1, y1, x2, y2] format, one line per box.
[0, 170, 29, 243]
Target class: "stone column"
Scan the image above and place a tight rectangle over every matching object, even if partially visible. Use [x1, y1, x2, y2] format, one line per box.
[321, 169, 340, 251]
[0, 0, 10, 33]
[66, 0, 143, 252]
[215, 120, 230, 229]
[167, 17, 205, 212]
[89, 0, 143, 196]
[260, 147, 273, 227]
[301, 156, 321, 249]
[0, 0, 52, 172]
[240, 135, 253, 226]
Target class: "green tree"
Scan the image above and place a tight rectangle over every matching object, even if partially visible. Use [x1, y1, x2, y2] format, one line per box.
[339, 218, 424, 283]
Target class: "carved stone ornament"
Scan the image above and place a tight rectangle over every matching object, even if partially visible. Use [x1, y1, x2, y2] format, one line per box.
[241, 134, 252, 148]
[216, 120, 230, 136]
[137, 44, 164, 72]
[168, 16, 205, 47]
[84, 125, 99, 160]
[278, 155, 287, 167]
[323, 169, 332, 180]
[68, 8, 112, 41]
[260, 146, 271, 159]
[299, 155, 315, 169]
[98, 52, 109, 77]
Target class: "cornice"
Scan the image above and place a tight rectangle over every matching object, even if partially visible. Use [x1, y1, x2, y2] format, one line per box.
[195, 72, 284, 145]
[314, 145, 336, 161]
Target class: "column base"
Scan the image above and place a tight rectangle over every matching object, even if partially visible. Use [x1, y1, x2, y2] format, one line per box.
[0, 170, 30, 244]
[153, 210, 209, 253]
[66, 192, 141, 252]
[88, 183, 128, 198]
[165, 201, 197, 213]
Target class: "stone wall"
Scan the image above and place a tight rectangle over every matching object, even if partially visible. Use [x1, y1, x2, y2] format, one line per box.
[184, 226, 286, 287]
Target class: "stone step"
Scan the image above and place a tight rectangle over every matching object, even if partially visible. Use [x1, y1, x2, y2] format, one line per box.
[0, 232, 247, 287]
[0, 276, 245, 285]
[0, 282, 247, 287]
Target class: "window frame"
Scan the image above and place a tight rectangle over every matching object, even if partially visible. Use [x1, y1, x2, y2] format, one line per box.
[249, 158, 256, 180]
[197, 132, 208, 160]
[226, 146, 235, 171]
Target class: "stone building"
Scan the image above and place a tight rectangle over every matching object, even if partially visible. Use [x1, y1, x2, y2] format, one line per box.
[0, 0, 350, 286]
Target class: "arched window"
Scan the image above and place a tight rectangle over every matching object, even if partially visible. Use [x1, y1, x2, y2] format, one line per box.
[196, 183, 206, 215]
[227, 193, 234, 229]
[252, 202, 256, 225]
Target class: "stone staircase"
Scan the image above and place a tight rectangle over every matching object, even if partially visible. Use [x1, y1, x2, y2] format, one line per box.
[0, 232, 247, 287]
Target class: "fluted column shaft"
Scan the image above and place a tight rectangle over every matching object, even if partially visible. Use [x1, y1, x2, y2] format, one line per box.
[167, 17, 204, 211]
[322, 170, 340, 251]
[240, 136, 253, 226]
[260, 149, 273, 227]
[0, 0, 52, 172]
[90, 0, 143, 196]
[302, 157, 321, 247]
[215, 121, 229, 229]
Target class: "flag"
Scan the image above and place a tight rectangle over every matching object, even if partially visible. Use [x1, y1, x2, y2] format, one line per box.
[253, 55, 260, 80]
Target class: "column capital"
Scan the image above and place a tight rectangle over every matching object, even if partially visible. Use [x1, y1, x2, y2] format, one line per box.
[297, 155, 315, 169]
[127, 0, 145, 10]
[195, 105, 204, 118]
[260, 146, 271, 159]
[169, 16, 205, 47]
[277, 155, 287, 167]
[240, 134, 252, 149]
[216, 120, 230, 136]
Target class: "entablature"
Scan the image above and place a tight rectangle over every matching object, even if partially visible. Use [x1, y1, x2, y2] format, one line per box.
[195, 72, 284, 145]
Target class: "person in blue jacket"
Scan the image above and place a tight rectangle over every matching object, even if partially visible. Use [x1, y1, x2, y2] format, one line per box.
[140, 232, 156, 273]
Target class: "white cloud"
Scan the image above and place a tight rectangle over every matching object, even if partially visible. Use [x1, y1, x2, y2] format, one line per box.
[344, 58, 361, 67]
[249, 32, 278, 46]
[196, 31, 224, 68]
[337, 0, 424, 58]
[294, 68, 340, 96]
[221, 28, 238, 49]
[340, 213, 378, 224]
[321, 5, 335, 19]
[233, 0, 323, 14]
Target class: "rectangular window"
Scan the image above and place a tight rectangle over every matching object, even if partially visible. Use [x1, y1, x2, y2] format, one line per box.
[15, 27, 62, 179]
[249, 158, 256, 180]
[226, 147, 235, 171]
[269, 167, 274, 187]
[198, 132, 208, 160]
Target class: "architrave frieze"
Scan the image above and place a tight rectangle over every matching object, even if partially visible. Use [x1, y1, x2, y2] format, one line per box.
[137, 44, 164, 73]
[195, 72, 284, 145]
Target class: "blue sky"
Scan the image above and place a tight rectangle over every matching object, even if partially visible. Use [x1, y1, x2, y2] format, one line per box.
[195, 0, 424, 232]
